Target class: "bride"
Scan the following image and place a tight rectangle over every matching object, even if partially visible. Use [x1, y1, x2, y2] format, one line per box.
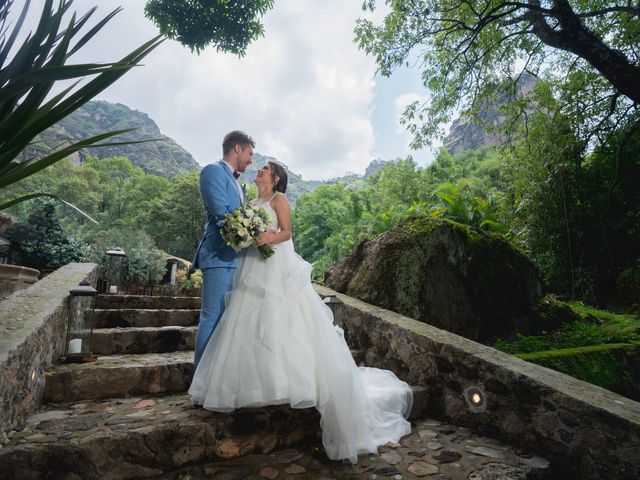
[189, 161, 413, 463]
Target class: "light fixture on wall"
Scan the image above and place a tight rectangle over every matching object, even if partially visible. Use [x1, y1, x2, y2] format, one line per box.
[469, 388, 483, 406]
[64, 280, 98, 363]
[464, 385, 487, 413]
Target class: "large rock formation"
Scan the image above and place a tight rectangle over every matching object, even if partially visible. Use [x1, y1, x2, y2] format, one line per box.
[324, 217, 544, 342]
[443, 74, 537, 154]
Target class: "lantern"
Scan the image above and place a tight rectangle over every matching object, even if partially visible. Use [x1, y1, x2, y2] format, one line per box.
[64, 280, 97, 362]
[106, 247, 126, 294]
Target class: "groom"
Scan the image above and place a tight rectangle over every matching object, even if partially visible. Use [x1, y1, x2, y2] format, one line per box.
[191, 130, 255, 369]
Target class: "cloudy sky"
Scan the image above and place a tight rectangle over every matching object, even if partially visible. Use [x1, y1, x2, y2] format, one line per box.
[16, 0, 440, 180]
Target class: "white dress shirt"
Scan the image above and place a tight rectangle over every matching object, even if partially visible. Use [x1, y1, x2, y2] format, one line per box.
[221, 160, 244, 202]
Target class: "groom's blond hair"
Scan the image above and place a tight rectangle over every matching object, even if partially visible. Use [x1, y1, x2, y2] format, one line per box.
[222, 130, 255, 155]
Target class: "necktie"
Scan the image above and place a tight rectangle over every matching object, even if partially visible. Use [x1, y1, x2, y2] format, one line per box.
[233, 170, 240, 179]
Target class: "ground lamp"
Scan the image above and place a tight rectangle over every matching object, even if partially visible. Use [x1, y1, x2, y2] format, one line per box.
[106, 247, 126, 294]
[464, 385, 487, 413]
[64, 280, 97, 363]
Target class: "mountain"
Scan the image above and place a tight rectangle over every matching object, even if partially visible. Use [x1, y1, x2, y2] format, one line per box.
[23, 101, 200, 178]
[363, 159, 389, 178]
[443, 74, 537, 154]
[239, 153, 321, 204]
[239, 155, 388, 204]
[24, 99, 390, 198]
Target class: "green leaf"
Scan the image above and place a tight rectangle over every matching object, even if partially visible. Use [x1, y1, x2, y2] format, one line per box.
[0, 0, 164, 190]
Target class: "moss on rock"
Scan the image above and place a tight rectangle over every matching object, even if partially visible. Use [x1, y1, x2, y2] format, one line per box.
[533, 295, 584, 332]
[324, 216, 544, 342]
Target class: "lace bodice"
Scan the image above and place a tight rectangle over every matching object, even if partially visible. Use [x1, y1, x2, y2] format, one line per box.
[253, 193, 280, 231]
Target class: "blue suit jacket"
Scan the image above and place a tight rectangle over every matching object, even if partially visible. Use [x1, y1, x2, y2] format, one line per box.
[192, 162, 243, 270]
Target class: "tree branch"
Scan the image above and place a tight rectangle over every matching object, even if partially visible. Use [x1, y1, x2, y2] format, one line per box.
[577, 6, 640, 19]
[525, 0, 640, 104]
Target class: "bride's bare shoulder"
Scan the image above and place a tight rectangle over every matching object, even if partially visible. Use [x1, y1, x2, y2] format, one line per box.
[272, 192, 289, 204]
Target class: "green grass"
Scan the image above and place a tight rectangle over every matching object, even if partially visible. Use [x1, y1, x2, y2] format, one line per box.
[495, 301, 640, 354]
[517, 342, 640, 399]
[495, 301, 640, 399]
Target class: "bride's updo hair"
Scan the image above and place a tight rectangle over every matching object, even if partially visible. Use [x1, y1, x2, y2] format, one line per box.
[268, 161, 288, 194]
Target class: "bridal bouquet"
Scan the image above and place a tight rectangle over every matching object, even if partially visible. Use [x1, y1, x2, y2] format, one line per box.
[219, 205, 275, 260]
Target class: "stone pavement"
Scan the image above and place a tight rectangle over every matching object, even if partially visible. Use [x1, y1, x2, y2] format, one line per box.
[5, 394, 549, 479]
[0, 294, 551, 478]
[159, 418, 552, 479]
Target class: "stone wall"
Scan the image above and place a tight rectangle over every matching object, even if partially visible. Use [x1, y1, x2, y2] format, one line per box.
[0, 263, 98, 442]
[0, 264, 40, 300]
[315, 285, 640, 480]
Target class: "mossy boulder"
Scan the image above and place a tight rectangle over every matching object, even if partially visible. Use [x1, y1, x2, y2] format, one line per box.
[533, 295, 585, 332]
[324, 216, 544, 342]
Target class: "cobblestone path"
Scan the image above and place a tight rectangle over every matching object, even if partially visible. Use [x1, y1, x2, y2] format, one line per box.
[158, 417, 550, 479]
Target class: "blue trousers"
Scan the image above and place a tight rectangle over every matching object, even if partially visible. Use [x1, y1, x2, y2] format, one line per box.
[194, 267, 235, 370]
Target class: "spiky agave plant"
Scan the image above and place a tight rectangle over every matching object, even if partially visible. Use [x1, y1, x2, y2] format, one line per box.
[0, 0, 163, 222]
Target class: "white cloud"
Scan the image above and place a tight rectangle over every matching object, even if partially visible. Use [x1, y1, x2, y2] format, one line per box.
[13, 0, 430, 180]
[14, 0, 378, 180]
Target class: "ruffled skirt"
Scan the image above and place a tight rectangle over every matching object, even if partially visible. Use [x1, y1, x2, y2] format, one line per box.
[189, 239, 412, 463]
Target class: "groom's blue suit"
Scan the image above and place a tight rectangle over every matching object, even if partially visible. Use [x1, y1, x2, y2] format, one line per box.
[192, 161, 244, 369]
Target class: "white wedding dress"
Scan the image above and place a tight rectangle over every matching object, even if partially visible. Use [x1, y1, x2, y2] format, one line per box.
[189, 195, 413, 463]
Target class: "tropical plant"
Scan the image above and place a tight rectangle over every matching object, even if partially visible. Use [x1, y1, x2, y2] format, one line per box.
[431, 179, 507, 234]
[0, 0, 163, 215]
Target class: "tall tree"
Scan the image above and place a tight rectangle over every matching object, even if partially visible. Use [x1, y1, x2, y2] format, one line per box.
[355, 1, 640, 148]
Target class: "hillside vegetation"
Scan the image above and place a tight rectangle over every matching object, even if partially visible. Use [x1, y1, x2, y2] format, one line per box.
[21, 101, 200, 178]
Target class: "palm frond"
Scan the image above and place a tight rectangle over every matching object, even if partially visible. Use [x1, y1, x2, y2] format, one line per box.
[0, 192, 99, 224]
[0, 0, 163, 193]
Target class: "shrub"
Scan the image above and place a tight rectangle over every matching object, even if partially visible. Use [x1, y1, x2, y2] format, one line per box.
[6, 199, 87, 269]
[86, 227, 166, 287]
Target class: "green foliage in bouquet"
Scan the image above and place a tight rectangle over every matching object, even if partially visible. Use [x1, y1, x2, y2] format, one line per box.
[220, 205, 274, 260]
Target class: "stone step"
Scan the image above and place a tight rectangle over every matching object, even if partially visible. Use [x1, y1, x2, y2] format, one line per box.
[0, 393, 321, 480]
[95, 294, 201, 310]
[44, 352, 194, 402]
[90, 326, 196, 355]
[44, 352, 428, 419]
[93, 308, 200, 328]
[0, 393, 551, 480]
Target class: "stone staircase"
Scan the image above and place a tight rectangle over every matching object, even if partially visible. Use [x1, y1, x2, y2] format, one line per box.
[0, 294, 551, 479]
